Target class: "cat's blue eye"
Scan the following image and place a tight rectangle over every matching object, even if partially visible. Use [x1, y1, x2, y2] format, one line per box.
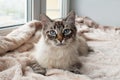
[49, 30, 56, 36]
[63, 29, 72, 35]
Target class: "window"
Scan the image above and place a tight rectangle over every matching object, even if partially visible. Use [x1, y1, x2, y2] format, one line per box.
[46, 0, 61, 19]
[46, 0, 70, 19]
[0, 0, 27, 28]
[0, 0, 69, 28]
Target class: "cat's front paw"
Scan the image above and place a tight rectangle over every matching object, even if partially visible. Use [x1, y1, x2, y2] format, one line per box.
[68, 62, 82, 74]
[29, 62, 46, 75]
[69, 68, 81, 74]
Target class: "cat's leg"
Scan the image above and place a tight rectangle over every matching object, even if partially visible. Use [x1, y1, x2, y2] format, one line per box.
[29, 61, 46, 75]
[88, 46, 94, 52]
[68, 62, 82, 74]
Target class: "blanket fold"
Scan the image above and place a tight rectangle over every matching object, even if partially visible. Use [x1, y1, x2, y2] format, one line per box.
[0, 20, 42, 55]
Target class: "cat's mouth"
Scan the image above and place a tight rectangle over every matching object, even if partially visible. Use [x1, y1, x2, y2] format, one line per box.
[56, 43, 66, 46]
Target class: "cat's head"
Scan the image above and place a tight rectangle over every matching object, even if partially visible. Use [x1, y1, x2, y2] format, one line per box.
[40, 11, 77, 47]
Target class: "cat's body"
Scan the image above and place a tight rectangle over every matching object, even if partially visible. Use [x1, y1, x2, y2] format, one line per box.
[34, 34, 88, 69]
[31, 11, 88, 74]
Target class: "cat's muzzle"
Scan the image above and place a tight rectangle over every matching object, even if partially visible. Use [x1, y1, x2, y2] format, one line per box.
[56, 42, 66, 46]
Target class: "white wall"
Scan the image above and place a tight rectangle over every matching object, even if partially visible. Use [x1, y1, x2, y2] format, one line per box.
[70, 0, 120, 26]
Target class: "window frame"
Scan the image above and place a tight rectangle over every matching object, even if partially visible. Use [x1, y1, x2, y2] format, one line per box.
[26, 0, 32, 21]
[60, 0, 70, 18]
[32, 0, 46, 20]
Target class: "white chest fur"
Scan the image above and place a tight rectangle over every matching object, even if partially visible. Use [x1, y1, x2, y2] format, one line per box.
[34, 37, 80, 69]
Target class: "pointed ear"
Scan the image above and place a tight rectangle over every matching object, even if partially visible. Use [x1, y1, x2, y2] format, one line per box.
[64, 11, 75, 24]
[40, 13, 52, 25]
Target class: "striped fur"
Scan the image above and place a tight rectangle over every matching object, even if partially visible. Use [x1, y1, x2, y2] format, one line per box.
[33, 11, 88, 73]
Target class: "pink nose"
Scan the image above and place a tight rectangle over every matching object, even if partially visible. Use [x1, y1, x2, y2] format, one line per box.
[57, 34, 63, 42]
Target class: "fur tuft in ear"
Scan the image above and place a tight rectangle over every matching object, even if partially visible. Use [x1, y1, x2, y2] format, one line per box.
[64, 11, 75, 24]
[40, 13, 52, 25]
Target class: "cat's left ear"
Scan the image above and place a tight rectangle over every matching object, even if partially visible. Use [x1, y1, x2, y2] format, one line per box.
[64, 11, 75, 24]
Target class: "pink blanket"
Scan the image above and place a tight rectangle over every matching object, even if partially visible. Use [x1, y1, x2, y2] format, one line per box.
[0, 17, 120, 80]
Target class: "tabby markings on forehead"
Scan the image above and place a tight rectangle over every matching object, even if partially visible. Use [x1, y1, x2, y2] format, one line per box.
[53, 21, 64, 29]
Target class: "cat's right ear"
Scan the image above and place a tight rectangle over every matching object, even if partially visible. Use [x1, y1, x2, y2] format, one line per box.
[40, 13, 52, 25]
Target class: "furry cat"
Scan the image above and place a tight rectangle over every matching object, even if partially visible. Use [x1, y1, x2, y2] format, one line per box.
[30, 11, 89, 75]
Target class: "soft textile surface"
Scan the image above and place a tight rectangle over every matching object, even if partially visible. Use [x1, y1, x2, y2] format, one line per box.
[0, 17, 120, 80]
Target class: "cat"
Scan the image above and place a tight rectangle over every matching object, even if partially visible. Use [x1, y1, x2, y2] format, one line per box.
[30, 11, 89, 75]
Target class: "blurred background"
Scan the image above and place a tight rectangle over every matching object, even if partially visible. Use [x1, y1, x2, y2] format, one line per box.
[0, 0, 120, 28]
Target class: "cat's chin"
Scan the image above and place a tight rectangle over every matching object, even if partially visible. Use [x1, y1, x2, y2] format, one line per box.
[56, 43, 66, 46]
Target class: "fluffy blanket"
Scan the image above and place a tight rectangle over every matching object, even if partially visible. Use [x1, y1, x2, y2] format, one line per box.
[0, 17, 120, 80]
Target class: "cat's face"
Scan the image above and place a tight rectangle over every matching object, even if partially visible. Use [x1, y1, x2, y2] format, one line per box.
[40, 11, 77, 47]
